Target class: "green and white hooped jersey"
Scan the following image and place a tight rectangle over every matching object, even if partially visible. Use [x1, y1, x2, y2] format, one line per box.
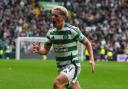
[46, 24, 87, 68]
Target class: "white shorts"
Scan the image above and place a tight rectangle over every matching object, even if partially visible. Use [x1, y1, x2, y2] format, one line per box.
[59, 64, 81, 84]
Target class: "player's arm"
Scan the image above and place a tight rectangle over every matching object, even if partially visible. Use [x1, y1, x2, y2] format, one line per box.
[82, 38, 96, 73]
[32, 29, 52, 55]
[32, 42, 51, 55]
[73, 27, 95, 72]
[38, 42, 51, 55]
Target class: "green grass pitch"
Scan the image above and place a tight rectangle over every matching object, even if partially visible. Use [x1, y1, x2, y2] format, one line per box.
[0, 59, 128, 89]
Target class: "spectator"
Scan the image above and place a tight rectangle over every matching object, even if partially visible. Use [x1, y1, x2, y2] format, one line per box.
[0, 0, 127, 60]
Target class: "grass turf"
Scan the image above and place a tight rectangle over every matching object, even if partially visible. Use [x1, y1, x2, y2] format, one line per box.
[0, 59, 128, 89]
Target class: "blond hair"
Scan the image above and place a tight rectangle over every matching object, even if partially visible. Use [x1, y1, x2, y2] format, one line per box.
[52, 6, 68, 17]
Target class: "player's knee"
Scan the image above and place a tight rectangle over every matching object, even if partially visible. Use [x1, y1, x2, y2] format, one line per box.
[69, 82, 81, 89]
[53, 79, 61, 89]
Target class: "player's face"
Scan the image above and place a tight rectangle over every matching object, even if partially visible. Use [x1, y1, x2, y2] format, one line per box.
[51, 10, 65, 29]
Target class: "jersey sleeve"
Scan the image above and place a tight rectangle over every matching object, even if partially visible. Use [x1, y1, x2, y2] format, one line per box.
[73, 27, 87, 43]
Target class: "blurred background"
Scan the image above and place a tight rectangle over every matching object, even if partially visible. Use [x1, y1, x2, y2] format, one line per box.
[0, 0, 127, 61]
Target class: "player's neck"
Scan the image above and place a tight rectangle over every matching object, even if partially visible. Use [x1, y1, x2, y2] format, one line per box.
[56, 21, 65, 30]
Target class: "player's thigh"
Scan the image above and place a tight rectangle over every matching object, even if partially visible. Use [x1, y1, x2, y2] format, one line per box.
[53, 73, 69, 86]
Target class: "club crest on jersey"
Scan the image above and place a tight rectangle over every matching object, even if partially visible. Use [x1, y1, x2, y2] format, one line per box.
[63, 35, 68, 39]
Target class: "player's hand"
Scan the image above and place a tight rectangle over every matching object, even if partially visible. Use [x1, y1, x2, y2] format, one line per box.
[89, 60, 96, 73]
[32, 42, 41, 53]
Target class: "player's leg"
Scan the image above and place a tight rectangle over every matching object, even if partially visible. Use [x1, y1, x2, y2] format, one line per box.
[63, 64, 81, 89]
[65, 64, 81, 89]
[53, 73, 68, 89]
[68, 81, 81, 89]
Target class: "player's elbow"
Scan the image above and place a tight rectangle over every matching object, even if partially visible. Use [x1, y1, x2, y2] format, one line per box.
[84, 39, 92, 47]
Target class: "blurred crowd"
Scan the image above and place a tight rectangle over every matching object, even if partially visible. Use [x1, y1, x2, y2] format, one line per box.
[0, 0, 128, 61]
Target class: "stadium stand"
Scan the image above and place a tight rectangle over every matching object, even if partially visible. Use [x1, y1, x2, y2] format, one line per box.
[0, 0, 127, 61]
